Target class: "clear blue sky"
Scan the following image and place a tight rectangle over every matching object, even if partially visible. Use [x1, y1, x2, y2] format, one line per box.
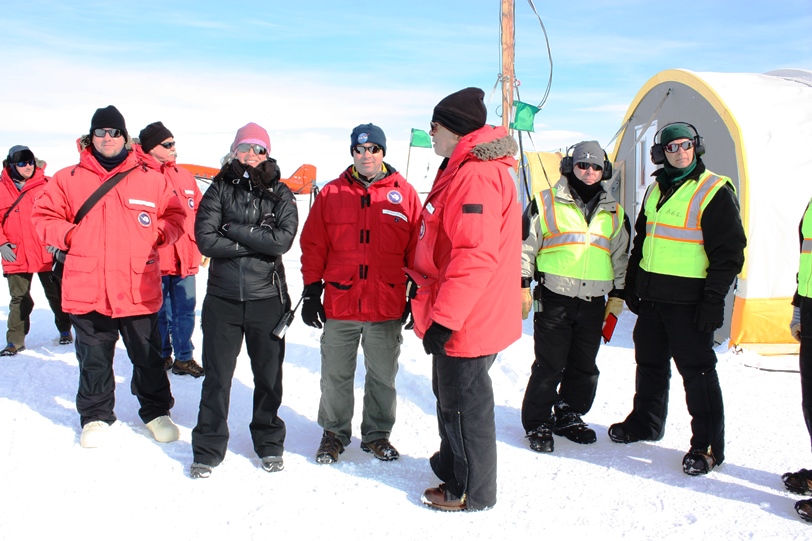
[2, 0, 810, 186]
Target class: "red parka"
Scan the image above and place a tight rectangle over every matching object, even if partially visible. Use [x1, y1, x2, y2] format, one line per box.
[136, 146, 202, 277]
[300, 166, 421, 322]
[31, 147, 186, 317]
[406, 125, 522, 357]
[0, 166, 53, 274]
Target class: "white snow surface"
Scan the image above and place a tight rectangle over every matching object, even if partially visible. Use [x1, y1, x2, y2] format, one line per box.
[1, 194, 811, 540]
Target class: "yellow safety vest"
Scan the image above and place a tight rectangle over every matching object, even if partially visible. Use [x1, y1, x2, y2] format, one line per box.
[534, 187, 623, 281]
[640, 171, 734, 278]
[798, 199, 812, 297]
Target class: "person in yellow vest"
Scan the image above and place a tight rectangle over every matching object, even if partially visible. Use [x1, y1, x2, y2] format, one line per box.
[608, 123, 746, 476]
[780, 200, 812, 523]
[520, 140, 630, 453]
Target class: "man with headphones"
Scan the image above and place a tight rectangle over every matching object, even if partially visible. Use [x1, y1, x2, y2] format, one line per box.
[608, 123, 746, 476]
[520, 140, 630, 453]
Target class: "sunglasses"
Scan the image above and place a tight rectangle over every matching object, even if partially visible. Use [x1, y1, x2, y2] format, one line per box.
[93, 128, 123, 138]
[159, 141, 176, 149]
[353, 145, 383, 155]
[430, 121, 439, 133]
[664, 140, 694, 153]
[235, 143, 267, 155]
[575, 162, 602, 172]
[16, 160, 35, 168]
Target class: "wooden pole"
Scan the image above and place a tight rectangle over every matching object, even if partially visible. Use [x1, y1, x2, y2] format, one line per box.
[501, 0, 515, 130]
[405, 142, 413, 180]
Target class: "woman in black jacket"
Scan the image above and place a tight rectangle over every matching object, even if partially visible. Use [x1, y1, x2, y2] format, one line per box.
[190, 123, 298, 478]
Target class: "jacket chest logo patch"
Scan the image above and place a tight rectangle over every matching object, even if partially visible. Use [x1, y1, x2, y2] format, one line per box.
[188, 197, 195, 209]
[138, 212, 152, 227]
[419, 220, 426, 239]
[387, 190, 402, 204]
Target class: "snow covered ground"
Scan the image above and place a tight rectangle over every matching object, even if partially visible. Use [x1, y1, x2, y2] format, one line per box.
[1, 194, 811, 540]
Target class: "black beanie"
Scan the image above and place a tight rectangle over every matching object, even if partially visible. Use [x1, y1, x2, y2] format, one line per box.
[90, 105, 128, 140]
[432, 87, 487, 136]
[139, 121, 174, 153]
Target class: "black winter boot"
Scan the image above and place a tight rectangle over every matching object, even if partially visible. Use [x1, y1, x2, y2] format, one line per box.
[527, 421, 554, 453]
[553, 402, 597, 444]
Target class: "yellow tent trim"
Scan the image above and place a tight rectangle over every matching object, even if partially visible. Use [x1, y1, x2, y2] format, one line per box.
[730, 296, 795, 345]
[523, 150, 563, 197]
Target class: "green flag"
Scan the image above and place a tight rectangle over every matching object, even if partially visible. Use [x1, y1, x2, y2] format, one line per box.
[410, 128, 432, 148]
[510, 101, 540, 132]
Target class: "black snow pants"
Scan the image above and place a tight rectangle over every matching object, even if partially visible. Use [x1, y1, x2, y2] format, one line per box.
[799, 296, 812, 449]
[71, 311, 173, 427]
[430, 353, 497, 510]
[521, 288, 604, 432]
[623, 300, 725, 463]
[192, 294, 286, 467]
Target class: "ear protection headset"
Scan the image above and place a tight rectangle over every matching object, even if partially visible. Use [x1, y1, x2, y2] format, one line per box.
[560, 144, 613, 181]
[650, 122, 705, 165]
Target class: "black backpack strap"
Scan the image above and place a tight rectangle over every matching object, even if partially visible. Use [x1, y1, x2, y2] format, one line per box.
[2, 190, 30, 227]
[73, 167, 136, 224]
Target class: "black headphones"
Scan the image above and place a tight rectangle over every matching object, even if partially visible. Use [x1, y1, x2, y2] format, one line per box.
[560, 143, 613, 181]
[650, 122, 705, 165]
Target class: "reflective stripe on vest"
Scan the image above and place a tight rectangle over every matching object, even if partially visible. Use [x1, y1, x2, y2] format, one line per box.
[640, 172, 732, 278]
[798, 200, 812, 297]
[534, 187, 622, 281]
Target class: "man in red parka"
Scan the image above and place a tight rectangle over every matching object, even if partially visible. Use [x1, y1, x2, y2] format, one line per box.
[137, 121, 204, 378]
[0, 145, 72, 355]
[31, 105, 186, 448]
[407, 88, 521, 511]
[300, 123, 421, 464]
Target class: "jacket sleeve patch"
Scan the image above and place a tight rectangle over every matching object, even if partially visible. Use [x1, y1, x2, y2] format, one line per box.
[462, 204, 483, 214]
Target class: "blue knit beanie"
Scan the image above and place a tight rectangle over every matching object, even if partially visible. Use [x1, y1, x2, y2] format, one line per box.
[350, 123, 386, 156]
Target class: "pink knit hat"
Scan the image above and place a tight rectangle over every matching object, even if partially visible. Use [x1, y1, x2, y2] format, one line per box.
[231, 122, 271, 153]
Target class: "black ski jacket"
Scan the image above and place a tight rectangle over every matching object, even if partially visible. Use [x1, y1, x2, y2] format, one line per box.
[195, 159, 298, 302]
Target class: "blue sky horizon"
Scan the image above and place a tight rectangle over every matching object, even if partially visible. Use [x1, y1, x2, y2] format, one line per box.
[2, 0, 810, 186]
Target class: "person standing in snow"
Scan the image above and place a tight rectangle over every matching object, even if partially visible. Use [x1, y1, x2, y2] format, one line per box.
[609, 122, 746, 476]
[0, 145, 73, 355]
[136, 122, 204, 378]
[781, 200, 812, 523]
[190, 123, 298, 478]
[520, 141, 630, 453]
[407, 88, 521, 511]
[31, 105, 186, 448]
[299, 123, 421, 464]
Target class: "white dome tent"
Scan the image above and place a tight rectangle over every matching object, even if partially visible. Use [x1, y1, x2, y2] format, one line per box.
[610, 68, 812, 350]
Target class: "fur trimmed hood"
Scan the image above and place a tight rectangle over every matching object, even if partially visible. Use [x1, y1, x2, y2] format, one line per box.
[470, 134, 519, 162]
[429, 125, 518, 195]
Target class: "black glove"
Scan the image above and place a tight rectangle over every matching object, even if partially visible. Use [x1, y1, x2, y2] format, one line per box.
[401, 300, 414, 330]
[626, 294, 641, 315]
[405, 276, 418, 300]
[218, 222, 232, 237]
[301, 282, 326, 329]
[423, 322, 452, 356]
[259, 213, 275, 229]
[694, 296, 725, 333]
